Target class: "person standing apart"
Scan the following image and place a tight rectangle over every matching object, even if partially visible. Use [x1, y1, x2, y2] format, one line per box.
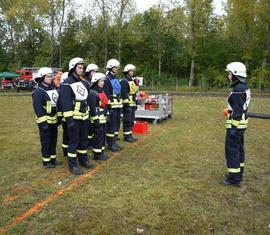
[223, 62, 251, 187]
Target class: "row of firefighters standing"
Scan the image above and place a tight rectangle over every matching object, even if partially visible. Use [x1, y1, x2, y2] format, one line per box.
[33, 58, 251, 187]
[32, 57, 140, 175]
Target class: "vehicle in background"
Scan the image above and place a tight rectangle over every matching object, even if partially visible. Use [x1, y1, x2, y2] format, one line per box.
[15, 67, 62, 92]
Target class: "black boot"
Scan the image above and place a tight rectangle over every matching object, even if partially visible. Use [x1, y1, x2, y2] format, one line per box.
[87, 145, 93, 150]
[221, 179, 240, 187]
[63, 150, 67, 157]
[114, 143, 124, 150]
[94, 154, 108, 161]
[51, 159, 62, 166]
[124, 135, 137, 143]
[108, 145, 121, 152]
[101, 153, 108, 160]
[69, 166, 84, 175]
[224, 172, 243, 181]
[79, 161, 95, 169]
[43, 161, 56, 169]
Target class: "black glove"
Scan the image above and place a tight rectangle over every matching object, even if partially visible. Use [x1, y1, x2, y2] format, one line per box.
[66, 118, 76, 130]
[123, 103, 130, 109]
[229, 126, 237, 136]
[39, 122, 49, 131]
[93, 119, 101, 127]
[57, 117, 62, 126]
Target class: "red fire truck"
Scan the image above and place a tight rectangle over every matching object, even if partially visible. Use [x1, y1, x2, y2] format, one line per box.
[15, 67, 62, 91]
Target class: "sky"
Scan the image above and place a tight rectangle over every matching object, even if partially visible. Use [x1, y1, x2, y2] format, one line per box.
[135, 0, 226, 15]
[77, 0, 227, 16]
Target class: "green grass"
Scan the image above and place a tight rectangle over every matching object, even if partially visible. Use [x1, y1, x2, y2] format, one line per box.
[0, 96, 269, 234]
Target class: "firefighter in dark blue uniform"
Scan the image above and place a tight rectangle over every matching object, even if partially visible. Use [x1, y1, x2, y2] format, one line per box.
[88, 72, 109, 160]
[85, 63, 99, 149]
[32, 67, 62, 168]
[223, 62, 251, 187]
[60, 57, 94, 175]
[103, 59, 123, 152]
[121, 64, 139, 142]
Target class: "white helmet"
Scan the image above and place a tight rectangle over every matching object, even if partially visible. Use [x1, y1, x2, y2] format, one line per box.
[60, 72, 69, 83]
[226, 62, 247, 78]
[69, 57, 84, 71]
[106, 59, 120, 69]
[35, 67, 53, 82]
[124, 64, 136, 72]
[91, 72, 106, 86]
[85, 63, 99, 73]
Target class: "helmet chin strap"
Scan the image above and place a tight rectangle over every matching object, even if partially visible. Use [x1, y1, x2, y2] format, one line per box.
[41, 81, 50, 86]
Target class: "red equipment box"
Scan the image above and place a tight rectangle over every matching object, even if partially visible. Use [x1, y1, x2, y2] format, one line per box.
[132, 121, 148, 134]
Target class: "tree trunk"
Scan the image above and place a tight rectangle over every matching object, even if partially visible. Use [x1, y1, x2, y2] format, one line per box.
[189, 5, 196, 87]
[50, 0, 55, 66]
[101, 0, 108, 66]
[118, 16, 122, 63]
[262, 24, 270, 68]
[59, 0, 66, 68]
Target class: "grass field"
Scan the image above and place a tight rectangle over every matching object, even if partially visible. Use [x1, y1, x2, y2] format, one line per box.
[0, 95, 269, 235]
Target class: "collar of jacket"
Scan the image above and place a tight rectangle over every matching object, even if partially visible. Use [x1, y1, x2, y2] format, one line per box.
[39, 83, 51, 91]
[124, 75, 133, 81]
[107, 71, 118, 80]
[72, 72, 85, 82]
[91, 84, 103, 92]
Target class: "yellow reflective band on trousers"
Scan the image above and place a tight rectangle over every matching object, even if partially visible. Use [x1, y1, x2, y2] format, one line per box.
[77, 149, 87, 154]
[88, 135, 93, 139]
[240, 163, 245, 167]
[36, 115, 57, 124]
[50, 155, 56, 159]
[42, 157, 51, 162]
[228, 168, 241, 173]
[225, 114, 248, 129]
[68, 152, 77, 158]
[106, 133, 114, 137]
[124, 131, 132, 135]
[93, 148, 102, 153]
[62, 144, 68, 148]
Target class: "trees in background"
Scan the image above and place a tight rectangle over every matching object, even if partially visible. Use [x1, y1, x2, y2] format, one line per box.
[0, 0, 269, 90]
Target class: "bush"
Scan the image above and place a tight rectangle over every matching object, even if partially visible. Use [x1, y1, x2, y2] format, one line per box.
[249, 66, 270, 90]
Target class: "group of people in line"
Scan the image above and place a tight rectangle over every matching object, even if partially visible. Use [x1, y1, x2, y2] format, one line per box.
[32, 57, 251, 187]
[32, 58, 140, 175]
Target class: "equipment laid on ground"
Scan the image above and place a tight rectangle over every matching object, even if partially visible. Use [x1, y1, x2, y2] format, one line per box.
[135, 93, 173, 124]
[132, 121, 148, 134]
[247, 112, 270, 119]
